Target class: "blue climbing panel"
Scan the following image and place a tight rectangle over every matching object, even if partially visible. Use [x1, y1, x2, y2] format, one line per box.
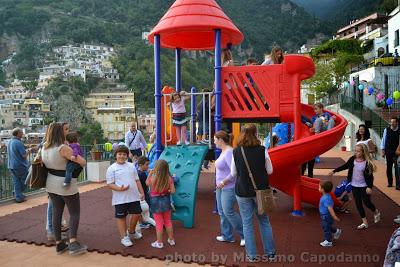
[159, 145, 208, 228]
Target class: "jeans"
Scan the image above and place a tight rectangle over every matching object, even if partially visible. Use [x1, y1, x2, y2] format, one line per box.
[216, 188, 244, 241]
[47, 198, 53, 234]
[10, 168, 28, 201]
[314, 117, 335, 133]
[321, 214, 337, 242]
[236, 196, 276, 258]
[65, 161, 83, 184]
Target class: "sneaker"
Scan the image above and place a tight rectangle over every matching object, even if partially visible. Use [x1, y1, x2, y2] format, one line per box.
[394, 218, 400, 224]
[319, 240, 332, 247]
[216, 236, 235, 243]
[177, 141, 181, 145]
[240, 239, 245, 247]
[68, 241, 87, 255]
[139, 223, 150, 229]
[63, 182, 70, 187]
[246, 255, 257, 262]
[333, 229, 342, 240]
[374, 210, 381, 223]
[121, 236, 133, 247]
[127, 230, 142, 240]
[151, 241, 163, 249]
[56, 241, 69, 254]
[167, 239, 175, 246]
[184, 141, 190, 145]
[356, 223, 368, 230]
[267, 254, 277, 261]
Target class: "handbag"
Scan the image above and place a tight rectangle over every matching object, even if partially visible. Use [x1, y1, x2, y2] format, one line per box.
[28, 156, 48, 189]
[241, 147, 274, 215]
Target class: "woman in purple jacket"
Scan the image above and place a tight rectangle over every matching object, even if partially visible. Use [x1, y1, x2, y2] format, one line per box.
[214, 130, 245, 247]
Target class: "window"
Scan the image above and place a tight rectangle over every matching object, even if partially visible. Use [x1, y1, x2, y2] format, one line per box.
[395, 30, 399, 47]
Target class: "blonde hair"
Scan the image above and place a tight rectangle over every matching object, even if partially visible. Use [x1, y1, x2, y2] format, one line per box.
[355, 143, 376, 173]
[151, 159, 171, 193]
[222, 49, 233, 66]
[44, 122, 65, 149]
[270, 47, 284, 64]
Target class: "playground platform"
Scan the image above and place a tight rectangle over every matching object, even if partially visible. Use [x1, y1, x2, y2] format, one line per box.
[0, 148, 399, 267]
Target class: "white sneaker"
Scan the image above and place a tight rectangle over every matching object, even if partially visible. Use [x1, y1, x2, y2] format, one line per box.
[216, 236, 235, 243]
[333, 229, 342, 240]
[184, 141, 190, 145]
[240, 239, 245, 247]
[177, 141, 181, 145]
[374, 211, 381, 223]
[320, 240, 332, 247]
[127, 230, 142, 240]
[356, 223, 368, 230]
[121, 236, 133, 247]
[151, 241, 163, 249]
[167, 239, 175, 246]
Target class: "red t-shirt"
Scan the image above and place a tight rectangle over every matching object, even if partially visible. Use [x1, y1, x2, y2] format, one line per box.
[148, 175, 173, 197]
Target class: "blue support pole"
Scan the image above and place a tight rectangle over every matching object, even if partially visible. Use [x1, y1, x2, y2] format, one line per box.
[190, 87, 196, 143]
[214, 29, 222, 158]
[176, 48, 181, 92]
[154, 34, 162, 159]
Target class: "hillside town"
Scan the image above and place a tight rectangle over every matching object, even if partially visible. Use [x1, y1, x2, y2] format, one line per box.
[2, 1, 400, 266]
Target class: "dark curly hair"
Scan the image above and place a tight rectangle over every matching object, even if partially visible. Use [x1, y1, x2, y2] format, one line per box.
[356, 124, 370, 142]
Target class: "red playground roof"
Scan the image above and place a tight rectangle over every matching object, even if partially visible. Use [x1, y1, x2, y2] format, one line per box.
[148, 0, 244, 50]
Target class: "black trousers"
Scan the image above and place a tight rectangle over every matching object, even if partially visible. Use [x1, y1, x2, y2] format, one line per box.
[301, 159, 315, 178]
[352, 186, 376, 219]
[48, 193, 80, 241]
[386, 153, 399, 187]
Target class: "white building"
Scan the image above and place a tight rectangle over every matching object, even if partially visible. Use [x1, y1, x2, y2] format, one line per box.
[388, 6, 400, 53]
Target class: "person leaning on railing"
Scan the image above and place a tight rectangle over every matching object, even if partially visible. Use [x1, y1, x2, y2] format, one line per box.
[7, 127, 37, 203]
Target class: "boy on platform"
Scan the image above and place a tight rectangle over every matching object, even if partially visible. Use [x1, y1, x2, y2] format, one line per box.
[319, 181, 342, 247]
[106, 145, 145, 247]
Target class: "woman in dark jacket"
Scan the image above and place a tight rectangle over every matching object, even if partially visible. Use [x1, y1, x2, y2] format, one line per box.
[329, 143, 381, 230]
[230, 124, 275, 262]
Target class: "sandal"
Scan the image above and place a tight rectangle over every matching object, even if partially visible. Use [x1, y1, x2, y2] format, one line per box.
[356, 223, 368, 230]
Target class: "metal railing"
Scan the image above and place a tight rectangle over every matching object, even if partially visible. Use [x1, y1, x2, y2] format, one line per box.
[0, 145, 113, 202]
[339, 95, 387, 137]
[163, 90, 213, 148]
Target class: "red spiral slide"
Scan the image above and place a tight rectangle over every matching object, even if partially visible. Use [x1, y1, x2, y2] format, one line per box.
[221, 55, 347, 212]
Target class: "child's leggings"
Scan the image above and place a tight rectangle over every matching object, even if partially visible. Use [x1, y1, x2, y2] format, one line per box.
[153, 211, 172, 232]
[352, 186, 376, 218]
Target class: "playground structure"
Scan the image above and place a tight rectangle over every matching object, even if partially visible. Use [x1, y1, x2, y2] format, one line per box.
[148, 0, 347, 227]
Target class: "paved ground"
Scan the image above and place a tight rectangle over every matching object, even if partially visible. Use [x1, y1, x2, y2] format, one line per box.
[0, 148, 399, 267]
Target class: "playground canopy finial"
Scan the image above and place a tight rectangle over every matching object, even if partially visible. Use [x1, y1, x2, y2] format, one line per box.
[148, 0, 244, 50]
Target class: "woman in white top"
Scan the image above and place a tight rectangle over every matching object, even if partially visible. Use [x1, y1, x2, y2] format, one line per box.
[261, 47, 284, 65]
[355, 124, 377, 157]
[43, 122, 87, 255]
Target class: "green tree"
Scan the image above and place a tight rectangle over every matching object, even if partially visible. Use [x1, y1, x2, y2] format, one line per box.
[0, 69, 5, 86]
[77, 122, 105, 146]
[304, 61, 335, 99]
[21, 80, 38, 91]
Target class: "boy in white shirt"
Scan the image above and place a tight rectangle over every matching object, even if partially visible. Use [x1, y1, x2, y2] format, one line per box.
[106, 145, 145, 247]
